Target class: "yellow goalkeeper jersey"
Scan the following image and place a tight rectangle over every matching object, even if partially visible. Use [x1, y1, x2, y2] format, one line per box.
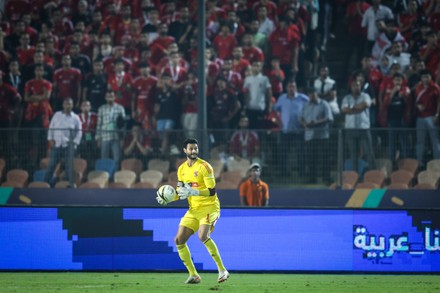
[177, 157, 220, 210]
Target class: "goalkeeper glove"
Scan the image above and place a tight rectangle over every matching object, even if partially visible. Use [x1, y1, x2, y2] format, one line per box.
[177, 183, 200, 199]
[155, 191, 168, 205]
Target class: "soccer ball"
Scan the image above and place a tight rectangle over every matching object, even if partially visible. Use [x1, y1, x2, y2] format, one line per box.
[157, 184, 177, 203]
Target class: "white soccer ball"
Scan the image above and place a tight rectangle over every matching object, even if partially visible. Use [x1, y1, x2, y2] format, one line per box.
[157, 184, 177, 203]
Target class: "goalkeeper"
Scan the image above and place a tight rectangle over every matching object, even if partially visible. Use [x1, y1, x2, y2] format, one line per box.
[156, 138, 229, 284]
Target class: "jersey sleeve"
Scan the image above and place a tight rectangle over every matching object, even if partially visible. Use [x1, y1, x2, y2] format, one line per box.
[199, 161, 216, 189]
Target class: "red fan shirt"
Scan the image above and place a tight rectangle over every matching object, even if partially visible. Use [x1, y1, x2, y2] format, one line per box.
[53, 68, 82, 102]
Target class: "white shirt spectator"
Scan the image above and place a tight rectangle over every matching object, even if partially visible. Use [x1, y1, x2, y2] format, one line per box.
[314, 77, 340, 115]
[258, 17, 275, 37]
[47, 111, 82, 147]
[243, 73, 271, 111]
[341, 92, 372, 129]
[361, 5, 394, 41]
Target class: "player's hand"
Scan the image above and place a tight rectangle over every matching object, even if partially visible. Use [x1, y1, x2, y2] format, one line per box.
[177, 183, 199, 199]
[156, 194, 168, 205]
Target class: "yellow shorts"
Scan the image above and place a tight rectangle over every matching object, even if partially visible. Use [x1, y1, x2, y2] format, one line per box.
[179, 206, 220, 233]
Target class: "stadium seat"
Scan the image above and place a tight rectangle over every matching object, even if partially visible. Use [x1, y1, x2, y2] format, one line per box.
[227, 158, 250, 178]
[28, 181, 50, 188]
[79, 182, 101, 189]
[95, 158, 117, 178]
[342, 171, 359, 187]
[1, 180, 24, 188]
[133, 182, 156, 189]
[375, 158, 393, 178]
[417, 171, 439, 187]
[148, 158, 170, 181]
[386, 183, 409, 190]
[87, 171, 110, 188]
[363, 170, 386, 187]
[175, 157, 186, 170]
[167, 171, 178, 187]
[114, 170, 136, 187]
[33, 169, 47, 182]
[40, 157, 62, 178]
[328, 182, 353, 189]
[54, 181, 71, 188]
[413, 183, 436, 190]
[344, 159, 367, 177]
[121, 158, 144, 178]
[397, 158, 419, 176]
[216, 180, 239, 190]
[108, 182, 129, 189]
[211, 158, 224, 180]
[390, 170, 413, 187]
[355, 182, 379, 189]
[427, 159, 440, 179]
[220, 171, 244, 188]
[140, 170, 163, 188]
[6, 169, 29, 187]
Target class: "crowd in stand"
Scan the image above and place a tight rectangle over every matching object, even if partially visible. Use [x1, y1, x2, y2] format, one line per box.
[0, 0, 439, 185]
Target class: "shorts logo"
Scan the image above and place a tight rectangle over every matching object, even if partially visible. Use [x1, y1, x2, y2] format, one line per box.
[194, 171, 198, 177]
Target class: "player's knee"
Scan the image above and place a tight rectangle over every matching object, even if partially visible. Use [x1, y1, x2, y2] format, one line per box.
[174, 236, 186, 246]
[198, 233, 209, 242]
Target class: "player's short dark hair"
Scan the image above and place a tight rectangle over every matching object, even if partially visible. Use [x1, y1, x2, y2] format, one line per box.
[183, 138, 198, 149]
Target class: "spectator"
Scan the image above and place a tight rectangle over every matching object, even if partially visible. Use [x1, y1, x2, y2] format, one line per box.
[78, 100, 98, 164]
[229, 115, 261, 164]
[132, 62, 157, 130]
[361, 0, 394, 53]
[377, 73, 412, 162]
[256, 6, 275, 37]
[239, 163, 269, 207]
[149, 23, 176, 65]
[341, 80, 375, 172]
[93, 31, 113, 61]
[266, 57, 285, 99]
[414, 69, 440, 167]
[4, 60, 24, 96]
[386, 41, 411, 74]
[248, 19, 269, 57]
[16, 33, 35, 66]
[0, 70, 21, 129]
[241, 33, 265, 64]
[153, 73, 180, 155]
[22, 51, 53, 86]
[209, 76, 241, 130]
[314, 65, 339, 116]
[243, 61, 272, 130]
[372, 19, 407, 62]
[269, 16, 299, 82]
[273, 80, 308, 177]
[53, 54, 82, 111]
[24, 64, 53, 129]
[44, 98, 82, 186]
[96, 90, 126, 166]
[82, 59, 108, 112]
[70, 42, 91, 76]
[168, 6, 194, 53]
[344, 0, 370, 74]
[181, 71, 198, 139]
[107, 59, 134, 116]
[141, 8, 160, 45]
[219, 59, 243, 96]
[123, 122, 153, 164]
[419, 30, 440, 80]
[213, 24, 238, 60]
[231, 46, 251, 79]
[223, 9, 246, 41]
[300, 87, 333, 184]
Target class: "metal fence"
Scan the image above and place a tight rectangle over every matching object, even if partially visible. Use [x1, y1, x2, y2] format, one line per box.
[0, 127, 436, 189]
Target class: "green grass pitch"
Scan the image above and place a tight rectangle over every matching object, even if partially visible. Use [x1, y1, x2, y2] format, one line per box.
[0, 272, 439, 293]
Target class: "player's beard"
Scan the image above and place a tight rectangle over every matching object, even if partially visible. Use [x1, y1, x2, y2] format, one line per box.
[187, 153, 198, 160]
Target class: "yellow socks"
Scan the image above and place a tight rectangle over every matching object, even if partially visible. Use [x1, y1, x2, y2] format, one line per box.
[203, 238, 226, 271]
[176, 244, 198, 276]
